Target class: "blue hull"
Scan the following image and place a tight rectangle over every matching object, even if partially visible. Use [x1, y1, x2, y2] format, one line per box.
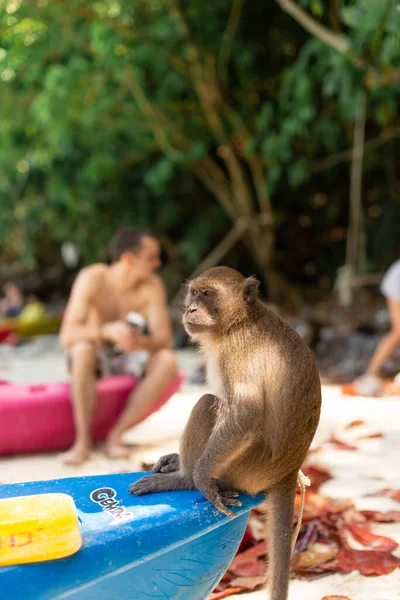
[0, 473, 262, 599]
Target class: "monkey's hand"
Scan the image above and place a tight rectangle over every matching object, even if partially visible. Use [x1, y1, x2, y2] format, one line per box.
[194, 473, 241, 518]
[129, 472, 194, 496]
[153, 453, 180, 474]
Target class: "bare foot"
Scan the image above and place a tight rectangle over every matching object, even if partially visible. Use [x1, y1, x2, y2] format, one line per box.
[104, 438, 131, 459]
[62, 444, 90, 466]
[352, 374, 383, 397]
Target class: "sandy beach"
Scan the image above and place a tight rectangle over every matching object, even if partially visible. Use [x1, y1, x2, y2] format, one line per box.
[1, 338, 399, 599]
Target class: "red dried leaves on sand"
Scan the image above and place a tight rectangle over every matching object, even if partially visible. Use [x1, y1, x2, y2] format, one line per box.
[360, 509, 400, 523]
[209, 422, 398, 598]
[208, 543, 268, 598]
[292, 490, 399, 578]
[209, 464, 400, 598]
[326, 434, 358, 451]
[324, 549, 400, 576]
[343, 523, 398, 552]
[366, 488, 400, 502]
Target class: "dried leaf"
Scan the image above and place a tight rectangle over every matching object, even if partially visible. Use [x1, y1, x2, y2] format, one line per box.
[360, 510, 400, 523]
[341, 384, 359, 396]
[237, 524, 256, 553]
[229, 557, 265, 578]
[344, 523, 398, 551]
[357, 432, 384, 440]
[383, 380, 400, 396]
[218, 575, 232, 587]
[230, 575, 266, 590]
[301, 465, 332, 493]
[302, 493, 355, 522]
[345, 420, 366, 429]
[307, 445, 323, 454]
[293, 542, 339, 569]
[366, 488, 400, 502]
[294, 522, 318, 554]
[325, 549, 400, 575]
[321, 596, 352, 600]
[228, 541, 267, 577]
[326, 498, 356, 514]
[247, 512, 268, 542]
[327, 434, 358, 451]
[209, 586, 246, 599]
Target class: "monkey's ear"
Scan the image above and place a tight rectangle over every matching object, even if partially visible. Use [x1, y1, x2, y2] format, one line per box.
[243, 276, 259, 304]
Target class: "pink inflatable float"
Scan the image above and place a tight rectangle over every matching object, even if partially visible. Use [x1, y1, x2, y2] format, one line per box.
[0, 372, 184, 455]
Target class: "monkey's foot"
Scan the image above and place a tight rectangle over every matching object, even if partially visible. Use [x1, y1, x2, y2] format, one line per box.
[153, 453, 180, 473]
[200, 482, 242, 518]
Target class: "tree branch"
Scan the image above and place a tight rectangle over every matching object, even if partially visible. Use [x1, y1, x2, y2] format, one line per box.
[188, 220, 248, 279]
[218, 0, 245, 85]
[274, 0, 350, 55]
[193, 163, 237, 221]
[222, 103, 273, 217]
[164, 0, 256, 219]
[346, 90, 367, 277]
[312, 128, 400, 173]
[122, 62, 239, 220]
[329, 0, 341, 33]
[168, 221, 248, 310]
[123, 69, 183, 160]
[274, 0, 400, 88]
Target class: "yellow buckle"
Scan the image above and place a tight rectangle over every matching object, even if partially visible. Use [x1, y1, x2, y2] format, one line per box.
[0, 493, 82, 567]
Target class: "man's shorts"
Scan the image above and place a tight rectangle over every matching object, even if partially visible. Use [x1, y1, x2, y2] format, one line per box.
[380, 258, 400, 303]
[67, 344, 150, 379]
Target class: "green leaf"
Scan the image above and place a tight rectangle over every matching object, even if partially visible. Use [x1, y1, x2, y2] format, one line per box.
[144, 158, 175, 194]
[288, 159, 309, 188]
[341, 6, 361, 28]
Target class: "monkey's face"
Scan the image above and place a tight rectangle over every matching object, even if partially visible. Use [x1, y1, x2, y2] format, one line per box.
[182, 285, 218, 335]
[182, 267, 260, 337]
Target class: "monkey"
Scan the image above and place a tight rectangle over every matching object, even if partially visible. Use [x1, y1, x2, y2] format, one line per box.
[129, 266, 321, 600]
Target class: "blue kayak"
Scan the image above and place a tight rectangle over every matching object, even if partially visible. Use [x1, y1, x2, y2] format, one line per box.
[0, 472, 263, 599]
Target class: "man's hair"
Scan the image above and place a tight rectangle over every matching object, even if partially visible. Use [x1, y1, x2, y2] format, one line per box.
[109, 228, 151, 262]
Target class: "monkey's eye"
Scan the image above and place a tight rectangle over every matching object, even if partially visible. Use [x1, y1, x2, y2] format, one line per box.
[191, 289, 198, 297]
[202, 289, 210, 297]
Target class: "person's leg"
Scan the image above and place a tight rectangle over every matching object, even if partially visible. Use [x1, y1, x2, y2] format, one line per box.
[63, 342, 98, 465]
[352, 298, 400, 396]
[104, 349, 178, 458]
[365, 298, 400, 376]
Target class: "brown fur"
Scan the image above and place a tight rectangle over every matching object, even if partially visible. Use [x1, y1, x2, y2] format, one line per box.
[129, 266, 321, 600]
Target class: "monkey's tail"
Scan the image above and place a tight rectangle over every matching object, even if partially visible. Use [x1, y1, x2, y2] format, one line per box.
[266, 470, 298, 600]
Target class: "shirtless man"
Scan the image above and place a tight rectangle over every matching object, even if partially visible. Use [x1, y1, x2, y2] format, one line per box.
[59, 228, 178, 465]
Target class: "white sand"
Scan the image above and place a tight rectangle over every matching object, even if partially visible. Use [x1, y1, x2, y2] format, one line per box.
[1, 341, 399, 599]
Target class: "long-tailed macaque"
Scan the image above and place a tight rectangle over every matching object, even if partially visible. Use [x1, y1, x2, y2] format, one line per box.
[129, 266, 321, 600]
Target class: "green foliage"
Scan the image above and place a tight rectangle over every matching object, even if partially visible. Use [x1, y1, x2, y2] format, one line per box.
[0, 0, 399, 282]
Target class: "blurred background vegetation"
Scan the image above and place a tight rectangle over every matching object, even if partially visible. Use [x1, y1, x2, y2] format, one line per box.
[0, 0, 399, 306]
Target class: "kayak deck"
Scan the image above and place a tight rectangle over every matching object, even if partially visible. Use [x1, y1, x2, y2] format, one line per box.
[0, 472, 263, 600]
